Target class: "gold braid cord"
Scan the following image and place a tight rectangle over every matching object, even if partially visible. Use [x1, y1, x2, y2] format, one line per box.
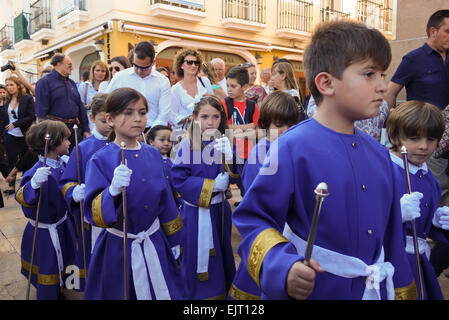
[395, 280, 418, 300]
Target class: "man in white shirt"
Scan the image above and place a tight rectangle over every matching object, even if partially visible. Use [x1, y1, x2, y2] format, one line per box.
[105, 41, 171, 130]
[211, 57, 228, 95]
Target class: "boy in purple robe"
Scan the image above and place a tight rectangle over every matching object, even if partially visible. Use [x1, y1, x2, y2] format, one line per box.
[232, 20, 416, 300]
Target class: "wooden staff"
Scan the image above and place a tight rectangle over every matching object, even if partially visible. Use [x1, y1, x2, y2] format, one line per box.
[401, 146, 425, 300]
[120, 141, 128, 300]
[304, 182, 329, 264]
[26, 133, 50, 300]
[73, 124, 88, 280]
[220, 134, 226, 245]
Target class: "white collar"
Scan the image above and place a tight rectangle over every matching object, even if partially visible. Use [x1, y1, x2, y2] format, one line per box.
[38, 156, 64, 169]
[92, 128, 108, 140]
[389, 152, 428, 175]
[116, 141, 142, 150]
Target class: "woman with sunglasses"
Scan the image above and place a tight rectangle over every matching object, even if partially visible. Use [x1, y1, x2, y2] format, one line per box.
[169, 48, 213, 131]
[0, 77, 36, 195]
[78, 60, 110, 131]
[98, 56, 131, 93]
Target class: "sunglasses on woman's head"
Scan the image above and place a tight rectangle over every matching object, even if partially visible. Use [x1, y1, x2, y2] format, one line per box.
[184, 60, 200, 66]
[11, 109, 17, 119]
[109, 66, 121, 72]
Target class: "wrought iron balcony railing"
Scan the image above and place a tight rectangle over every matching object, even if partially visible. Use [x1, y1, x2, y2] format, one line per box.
[277, 0, 313, 33]
[320, 6, 350, 21]
[223, 0, 266, 24]
[30, 0, 53, 34]
[0, 25, 14, 51]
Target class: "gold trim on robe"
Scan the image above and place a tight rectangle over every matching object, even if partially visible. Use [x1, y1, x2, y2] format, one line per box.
[16, 185, 35, 208]
[61, 182, 79, 199]
[91, 191, 109, 228]
[205, 293, 227, 300]
[248, 228, 289, 288]
[198, 178, 214, 208]
[229, 283, 260, 300]
[21, 259, 60, 286]
[395, 280, 418, 300]
[173, 191, 181, 199]
[161, 214, 183, 236]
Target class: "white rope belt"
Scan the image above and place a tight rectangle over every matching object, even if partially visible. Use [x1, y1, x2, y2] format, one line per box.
[106, 218, 171, 300]
[405, 235, 431, 260]
[283, 224, 395, 300]
[29, 212, 68, 286]
[83, 216, 101, 254]
[184, 193, 224, 278]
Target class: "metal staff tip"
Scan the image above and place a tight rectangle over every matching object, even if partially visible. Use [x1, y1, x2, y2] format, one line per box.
[314, 182, 329, 198]
[73, 124, 78, 130]
[401, 146, 407, 154]
[120, 141, 125, 149]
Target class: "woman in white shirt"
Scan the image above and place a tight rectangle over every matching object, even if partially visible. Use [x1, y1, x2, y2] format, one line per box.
[169, 48, 213, 131]
[1, 77, 35, 195]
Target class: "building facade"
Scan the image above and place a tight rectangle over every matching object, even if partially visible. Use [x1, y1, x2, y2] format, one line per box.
[0, 0, 396, 95]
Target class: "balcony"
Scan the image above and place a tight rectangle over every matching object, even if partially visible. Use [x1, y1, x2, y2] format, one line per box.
[222, 0, 266, 32]
[0, 25, 16, 59]
[149, 0, 206, 22]
[30, 0, 55, 42]
[57, 0, 89, 30]
[276, 0, 313, 40]
[320, 6, 350, 21]
[13, 12, 35, 51]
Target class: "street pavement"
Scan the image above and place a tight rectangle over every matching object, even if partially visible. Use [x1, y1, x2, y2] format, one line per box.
[1, 176, 449, 300]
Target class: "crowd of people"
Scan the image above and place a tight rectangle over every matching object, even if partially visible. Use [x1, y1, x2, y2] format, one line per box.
[1, 9, 449, 301]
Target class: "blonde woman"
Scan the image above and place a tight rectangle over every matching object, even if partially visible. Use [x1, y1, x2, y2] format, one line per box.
[199, 62, 227, 100]
[270, 62, 302, 102]
[78, 60, 110, 131]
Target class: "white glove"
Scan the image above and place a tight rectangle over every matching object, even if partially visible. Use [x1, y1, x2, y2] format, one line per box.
[213, 172, 229, 192]
[109, 164, 133, 197]
[432, 206, 449, 230]
[400, 192, 423, 223]
[214, 137, 233, 161]
[72, 184, 85, 203]
[30, 167, 52, 190]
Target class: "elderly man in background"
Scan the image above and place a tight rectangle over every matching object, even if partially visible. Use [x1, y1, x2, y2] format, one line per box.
[34, 53, 90, 151]
[211, 57, 228, 96]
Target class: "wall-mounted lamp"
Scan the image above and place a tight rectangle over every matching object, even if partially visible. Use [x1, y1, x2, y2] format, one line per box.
[273, 55, 279, 62]
[94, 39, 104, 46]
[255, 53, 263, 64]
[149, 40, 158, 46]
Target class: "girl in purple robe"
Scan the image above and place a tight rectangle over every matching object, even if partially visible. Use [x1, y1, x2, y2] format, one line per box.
[171, 95, 240, 299]
[83, 88, 185, 300]
[16, 120, 76, 300]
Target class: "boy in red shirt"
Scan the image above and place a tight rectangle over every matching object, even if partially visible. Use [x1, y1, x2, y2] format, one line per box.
[221, 66, 260, 199]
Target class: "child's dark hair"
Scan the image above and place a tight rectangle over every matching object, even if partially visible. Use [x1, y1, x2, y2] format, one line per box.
[26, 120, 71, 156]
[105, 88, 148, 142]
[147, 125, 172, 142]
[225, 66, 249, 87]
[258, 91, 300, 130]
[304, 20, 391, 106]
[89, 93, 108, 118]
[188, 95, 229, 150]
[386, 101, 445, 152]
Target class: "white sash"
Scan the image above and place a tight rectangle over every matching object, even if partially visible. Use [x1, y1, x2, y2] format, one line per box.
[106, 218, 171, 300]
[28, 212, 68, 286]
[83, 216, 102, 254]
[184, 193, 224, 277]
[283, 224, 395, 300]
[405, 235, 431, 260]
